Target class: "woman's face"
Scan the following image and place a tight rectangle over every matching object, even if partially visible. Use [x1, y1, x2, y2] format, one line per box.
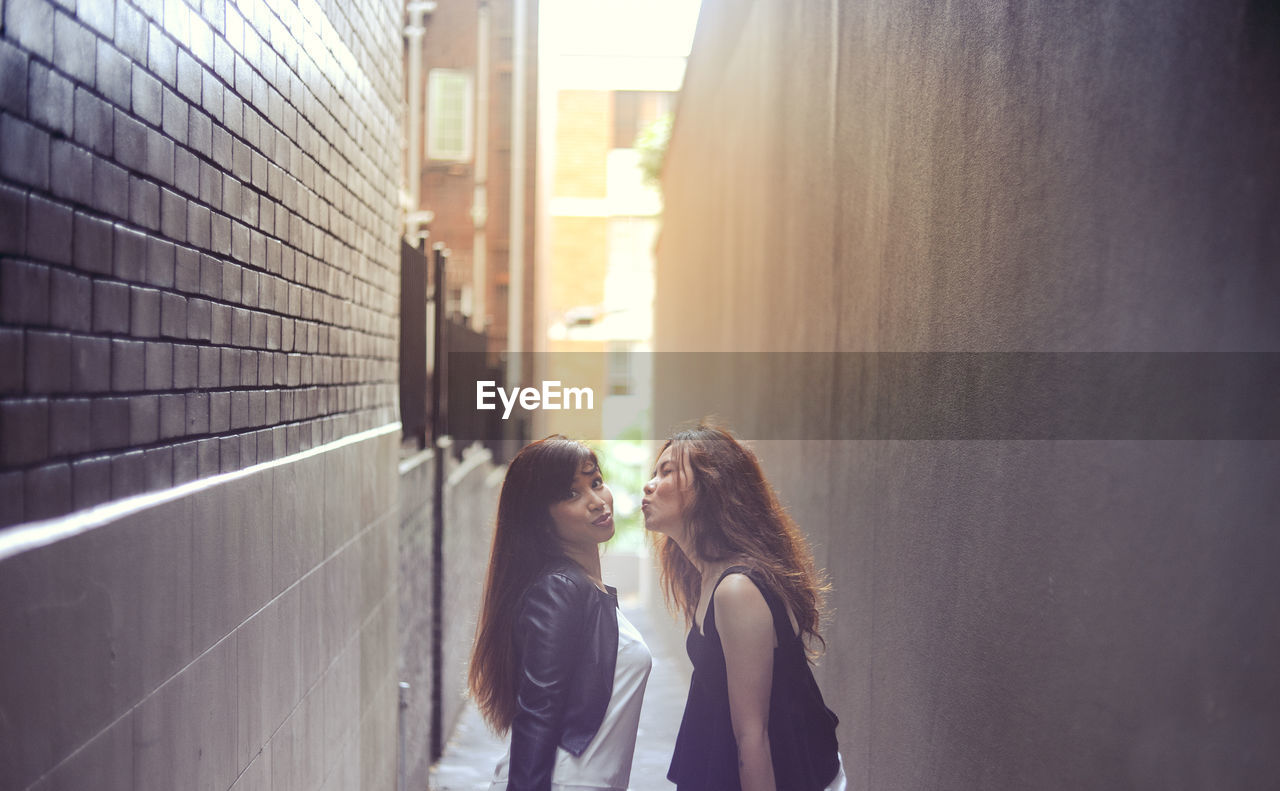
[548, 462, 614, 550]
[642, 444, 691, 538]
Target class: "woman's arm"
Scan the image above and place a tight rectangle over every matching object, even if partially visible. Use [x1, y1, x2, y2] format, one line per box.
[715, 573, 778, 791]
[508, 572, 587, 791]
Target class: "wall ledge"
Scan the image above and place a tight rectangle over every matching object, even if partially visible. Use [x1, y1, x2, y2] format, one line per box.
[0, 423, 402, 563]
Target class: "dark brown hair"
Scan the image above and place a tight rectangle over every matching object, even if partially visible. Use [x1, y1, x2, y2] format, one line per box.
[468, 435, 600, 733]
[655, 423, 828, 653]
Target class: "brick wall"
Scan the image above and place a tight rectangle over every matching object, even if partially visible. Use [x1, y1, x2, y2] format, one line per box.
[552, 89, 609, 198]
[0, 0, 408, 789]
[409, 0, 538, 356]
[0, 0, 401, 529]
[547, 214, 606, 315]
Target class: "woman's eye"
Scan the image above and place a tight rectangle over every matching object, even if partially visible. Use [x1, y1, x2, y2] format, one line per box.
[592, 478, 603, 488]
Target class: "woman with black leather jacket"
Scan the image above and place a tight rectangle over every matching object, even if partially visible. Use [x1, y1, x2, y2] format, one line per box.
[469, 436, 653, 791]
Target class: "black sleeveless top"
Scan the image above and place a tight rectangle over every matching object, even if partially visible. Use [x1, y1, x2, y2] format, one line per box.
[667, 566, 840, 791]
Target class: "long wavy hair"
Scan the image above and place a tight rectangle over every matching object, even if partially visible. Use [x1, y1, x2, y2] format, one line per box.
[655, 423, 829, 653]
[468, 435, 600, 733]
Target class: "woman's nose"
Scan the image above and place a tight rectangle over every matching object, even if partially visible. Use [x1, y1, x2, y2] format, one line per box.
[643, 478, 655, 494]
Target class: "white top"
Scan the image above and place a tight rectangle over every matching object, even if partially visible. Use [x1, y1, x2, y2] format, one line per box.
[490, 607, 653, 791]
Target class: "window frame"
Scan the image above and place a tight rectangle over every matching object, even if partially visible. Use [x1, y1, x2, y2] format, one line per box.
[426, 68, 475, 162]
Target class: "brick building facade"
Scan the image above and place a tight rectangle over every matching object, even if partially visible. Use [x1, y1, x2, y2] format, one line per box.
[0, 0, 415, 788]
[410, 0, 538, 358]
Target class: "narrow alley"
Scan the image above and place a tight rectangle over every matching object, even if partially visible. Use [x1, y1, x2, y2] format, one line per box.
[2, 0, 1278, 789]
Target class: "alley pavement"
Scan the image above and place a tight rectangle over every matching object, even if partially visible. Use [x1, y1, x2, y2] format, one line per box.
[430, 598, 692, 790]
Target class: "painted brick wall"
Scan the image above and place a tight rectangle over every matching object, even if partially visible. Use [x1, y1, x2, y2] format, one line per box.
[0, 0, 402, 529]
[0, 0, 409, 789]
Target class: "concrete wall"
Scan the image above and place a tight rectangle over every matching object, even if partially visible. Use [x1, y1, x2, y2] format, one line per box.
[398, 445, 503, 791]
[0, 426, 400, 791]
[0, 0, 401, 528]
[441, 449, 504, 738]
[656, 1, 1280, 789]
[397, 446, 437, 791]
[3, 415, 501, 791]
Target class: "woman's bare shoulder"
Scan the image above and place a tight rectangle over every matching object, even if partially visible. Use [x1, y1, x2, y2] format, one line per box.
[713, 573, 772, 625]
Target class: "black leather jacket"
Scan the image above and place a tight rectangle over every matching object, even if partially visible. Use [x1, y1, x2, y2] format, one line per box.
[508, 560, 619, 791]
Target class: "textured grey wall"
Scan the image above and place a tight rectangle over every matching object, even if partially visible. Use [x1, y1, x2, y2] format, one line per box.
[398, 446, 502, 791]
[656, 1, 1280, 788]
[442, 451, 504, 740]
[0, 427, 401, 791]
[398, 447, 437, 791]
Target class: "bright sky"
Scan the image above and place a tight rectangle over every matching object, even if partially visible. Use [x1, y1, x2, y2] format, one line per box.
[541, 0, 703, 58]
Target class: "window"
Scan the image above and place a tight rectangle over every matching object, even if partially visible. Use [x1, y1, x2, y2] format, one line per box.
[427, 69, 474, 161]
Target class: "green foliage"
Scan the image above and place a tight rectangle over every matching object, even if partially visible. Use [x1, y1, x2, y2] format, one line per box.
[597, 438, 650, 553]
[592, 408, 655, 554]
[635, 112, 674, 190]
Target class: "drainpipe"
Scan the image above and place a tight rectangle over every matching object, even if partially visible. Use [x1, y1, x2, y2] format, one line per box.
[507, 0, 527, 388]
[471, 1, 490, 331]
[405, 1, 437, 238]
[429, 242, 448, 762]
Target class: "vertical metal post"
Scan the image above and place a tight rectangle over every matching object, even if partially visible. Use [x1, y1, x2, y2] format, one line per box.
[431, 244, 448, 445]
[429, 243, 448, 762]
[398, 681, 410, 791]
[404, 2, 437, 213]
[472, 1, 490, 331]
[507, 0, 527, 389]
